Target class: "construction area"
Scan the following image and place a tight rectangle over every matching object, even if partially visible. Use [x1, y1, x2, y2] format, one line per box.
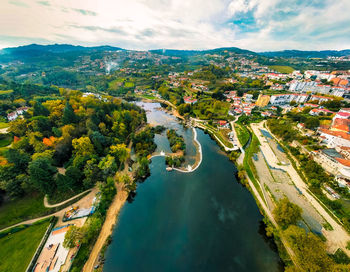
[33, 225, 71, 272]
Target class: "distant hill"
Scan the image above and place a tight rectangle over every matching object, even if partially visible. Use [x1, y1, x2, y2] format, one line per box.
[0, 44, 123, 63]
[1, 43, 349, 63]
[149, 47, 256, 57]
[1, 43, 123, 54]
[259, 49, 350, 58]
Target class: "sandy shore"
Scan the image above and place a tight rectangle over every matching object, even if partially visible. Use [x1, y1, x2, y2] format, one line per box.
[83, 182, 128, 272]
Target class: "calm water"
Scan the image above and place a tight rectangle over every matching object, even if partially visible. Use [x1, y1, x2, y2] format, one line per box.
[104, 103, 282, 272]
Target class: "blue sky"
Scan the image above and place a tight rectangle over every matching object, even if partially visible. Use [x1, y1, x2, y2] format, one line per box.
[0, 0, 349, 51]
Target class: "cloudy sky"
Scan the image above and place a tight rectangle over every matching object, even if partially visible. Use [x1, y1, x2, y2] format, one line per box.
[1, 0, 350, 51]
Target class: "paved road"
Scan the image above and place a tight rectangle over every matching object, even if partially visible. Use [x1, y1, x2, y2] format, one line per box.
[251, 121, 350, 255]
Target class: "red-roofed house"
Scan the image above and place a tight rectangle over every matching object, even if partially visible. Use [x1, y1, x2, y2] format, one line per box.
[331, 118, 350, 133]
[184, 96, 197, 104]
[319, 129, 350, 147]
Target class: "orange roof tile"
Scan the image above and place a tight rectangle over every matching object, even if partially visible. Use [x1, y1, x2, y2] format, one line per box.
[320, 128, 350, 141]
[336, 158, 350, 167]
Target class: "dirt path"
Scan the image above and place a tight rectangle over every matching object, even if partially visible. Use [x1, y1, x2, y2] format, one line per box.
[83, 182, 128, 272]
[0, 127, 9, 134]
[43, 189, 92, 208]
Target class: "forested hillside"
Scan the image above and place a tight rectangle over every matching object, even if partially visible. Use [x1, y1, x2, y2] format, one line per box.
[0, 90, 147, 202]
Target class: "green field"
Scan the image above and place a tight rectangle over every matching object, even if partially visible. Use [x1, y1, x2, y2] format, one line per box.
[124, 81, 135, 88]
[0, 135, 12, 147]
[0, 193, 48, 229]
[108, 78, 124, 90]
[204, 123, 233, 148]
[268, 65, 295, 74]
[0, 122, 9, 129]
[0, 90, 14, 95]
[242, 130, 265, 202]
[235, 123, 250, 147]
[0, 219, 50, 272]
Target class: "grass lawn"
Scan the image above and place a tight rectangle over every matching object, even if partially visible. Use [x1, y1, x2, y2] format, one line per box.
[124, 81, 134, 88]
[235, 123, 250, 147]
[108, 79, 124, 90]
[243, 130, 265, 202]
[0, 135, 12, 147]
[0, 219, 50, 272]
[0, 122, 9, 129]
[0, 193, 48, 229]
[268, 65, 294, 74]
[205, 124, 233, 148]
[139, 94, 156, 100]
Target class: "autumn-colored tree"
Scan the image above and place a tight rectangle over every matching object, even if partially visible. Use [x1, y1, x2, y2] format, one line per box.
[9, 119, 27, 136]
[110, 144, 130, 166]
[72, 136, 95, 157]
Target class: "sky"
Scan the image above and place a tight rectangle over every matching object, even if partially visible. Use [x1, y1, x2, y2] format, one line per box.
[0, 0, 350, 51]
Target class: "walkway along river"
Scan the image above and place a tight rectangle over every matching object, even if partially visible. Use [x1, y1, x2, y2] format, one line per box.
[103, 102, 283, 272]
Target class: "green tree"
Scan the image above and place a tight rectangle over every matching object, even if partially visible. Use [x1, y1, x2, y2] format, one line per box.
[83, 158, 101, 188]
[63, 225, 84, 248]
[305, 117, 320, 130]
[284, 225, 334, 271]
[33, 101, 49, 116]
[273, 197, 302, 228]
[4, 148, 30, 171]
[98, 155, 117, 178]
[62, 101, 77, 125]
[28, 157, 57, 195]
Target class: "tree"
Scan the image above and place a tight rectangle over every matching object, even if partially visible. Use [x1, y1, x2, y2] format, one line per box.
[4, 148, 30, 171]
[72, 136, 95, 157]
[33, 101, 49, 116]
[53, 137, 72, 165]
[9, 119, 27, 136]
[273, 197, 302, 228]
[98, 155, 117, 178]
[62, 101, 77, 125]
[284, 225, 334, 271]
[63, 225, 84, 248]
[136, 156, 150, 179]
[305, 117, 320, 130]
[28, 157, 57, 195]
[110, 144, 130, 166]
[83, 158, 101, 188]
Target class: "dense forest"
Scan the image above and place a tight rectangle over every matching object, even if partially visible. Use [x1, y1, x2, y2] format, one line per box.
[0, 90, 149, 202]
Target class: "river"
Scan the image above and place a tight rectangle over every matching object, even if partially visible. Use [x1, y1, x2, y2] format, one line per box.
[103, 102, 283, 272]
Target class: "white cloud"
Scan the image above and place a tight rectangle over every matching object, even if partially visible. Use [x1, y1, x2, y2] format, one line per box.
[0, 0, 349, 51]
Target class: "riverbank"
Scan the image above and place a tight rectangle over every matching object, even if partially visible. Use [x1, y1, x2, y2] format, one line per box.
[103, 128, 283, 272]
[83, 182, 128, 272]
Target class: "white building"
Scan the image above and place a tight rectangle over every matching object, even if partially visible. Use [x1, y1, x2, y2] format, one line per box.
[319, 129, 350, 148]
[269, 94, 308, 106]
